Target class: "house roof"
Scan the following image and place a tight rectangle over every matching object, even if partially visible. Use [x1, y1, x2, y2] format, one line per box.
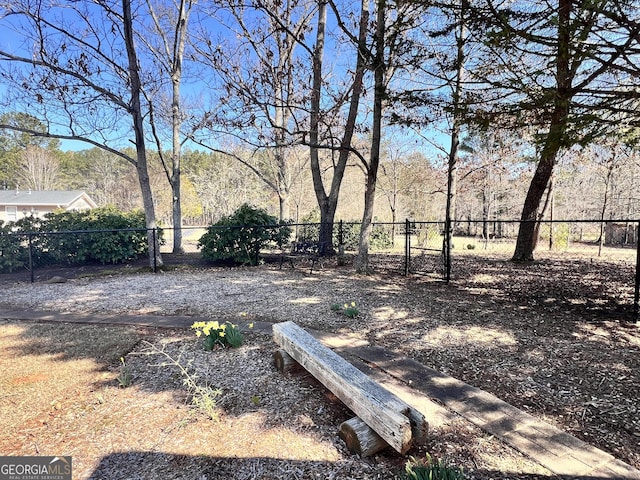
[0, 190, 97, 208]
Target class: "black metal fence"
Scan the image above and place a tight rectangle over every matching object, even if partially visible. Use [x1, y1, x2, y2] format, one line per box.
[1, 219, 638, 322]
[0, 228, 160, 283]
[406, 218, 640, 322]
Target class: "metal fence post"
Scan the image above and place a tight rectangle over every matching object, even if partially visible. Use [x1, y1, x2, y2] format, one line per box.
[152, 228, 157, 273]
[634, 222, 640, 323]
[28, 232, 34, 284]
[444, 218, 451, 284]
[404, 219, 410, 276]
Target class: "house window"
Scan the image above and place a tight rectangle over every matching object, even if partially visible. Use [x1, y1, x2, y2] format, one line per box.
[6, 206, 17, 222]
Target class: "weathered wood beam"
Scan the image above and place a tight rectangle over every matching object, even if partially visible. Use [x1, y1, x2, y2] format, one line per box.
[273, 321, 426, 454]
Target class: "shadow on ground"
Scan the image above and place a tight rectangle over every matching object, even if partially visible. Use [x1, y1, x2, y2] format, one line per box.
[88, 451, 615, 480]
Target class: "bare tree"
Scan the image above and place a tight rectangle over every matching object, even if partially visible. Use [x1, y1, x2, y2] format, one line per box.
[355, 0, 427, 273]
[18, 145, 59, 190]
[377, 141, 422, 241]
[0, 112, 59, 188]
[142, 0, 195, 252]
[308, 0, 368, 251]
[354, 0, 387, 273]
[73, 149, 140, 210]
[0, 0, 163, 266]
[192, 0, 314, 222]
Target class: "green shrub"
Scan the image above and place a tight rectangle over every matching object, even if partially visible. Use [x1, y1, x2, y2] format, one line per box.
[41, 207, 151, 265]
[9, 215, 54, 266]
[297, 210, 321, 243]
[296, 210, 391, 251]
[339, 222, 392, 250]
[0, 222, 27, 273]
[198, 204, 292, 266]
[0, 207, 153, 270]
[339, 222, 360, 250]
[369, 223, 393, 250]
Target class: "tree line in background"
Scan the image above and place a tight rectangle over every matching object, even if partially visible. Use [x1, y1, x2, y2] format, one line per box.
[3, 124, 640, 233]
[0, 0, 639, 270]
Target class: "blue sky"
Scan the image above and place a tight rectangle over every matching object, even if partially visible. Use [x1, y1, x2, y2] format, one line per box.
[0, 1, 451, 161]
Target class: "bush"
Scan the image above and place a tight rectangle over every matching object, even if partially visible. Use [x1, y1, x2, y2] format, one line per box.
[297, 210, 321, 243]
[198, 204, 292, 266]
[0, 207, 153, 271]
[0, 222, 27, 273]
[297, 210, 391, 251]
[40, 207, 150, 265]
[42, 207, 151, 265]
[338, 222, 392, 251]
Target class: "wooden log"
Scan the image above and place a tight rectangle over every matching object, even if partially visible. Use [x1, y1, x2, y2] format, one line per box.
[273, 321, 419, 454]
[273, 349, 302, 374]
[338, 417, 389, 457]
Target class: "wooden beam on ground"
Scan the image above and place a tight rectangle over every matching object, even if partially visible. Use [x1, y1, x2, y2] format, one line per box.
[273, 321, 427, 454]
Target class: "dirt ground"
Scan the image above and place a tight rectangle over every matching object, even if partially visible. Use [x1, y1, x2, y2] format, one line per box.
[1, 251, 639, 479]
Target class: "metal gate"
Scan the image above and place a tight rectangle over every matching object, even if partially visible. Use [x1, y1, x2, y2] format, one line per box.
[404, 220, 446, 279]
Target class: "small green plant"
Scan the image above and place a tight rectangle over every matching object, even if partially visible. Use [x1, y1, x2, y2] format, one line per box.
[404, 454, 465, 480]
[190, 384, 221, 420]
[331, 301, 359, 318]
[116, 356, 133, 388]
[143, 341, 222, 420]
[191, 321, 244, 349]
[224, 323, 245, 348]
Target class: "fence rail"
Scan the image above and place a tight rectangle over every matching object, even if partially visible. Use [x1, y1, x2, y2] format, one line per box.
[1, 219, 638, 322]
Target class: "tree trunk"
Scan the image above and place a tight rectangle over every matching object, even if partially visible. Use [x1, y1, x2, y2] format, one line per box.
[309, 0, 367, 252]
[309, 0, 329, 243]
[548, 179, 554, 250]
[123, 0, 163, 268]
[534, 173, 554, 251]
[598, 156, 616, 256]
[279, 190, 291, 223]
[355, 0, 385, 274]
[443, 0, 465, 281]
[512, 143, 560, 261]
[356, 0, 386, 273]
[172, 76, 184, 253]
[511, 0, 571, 262]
